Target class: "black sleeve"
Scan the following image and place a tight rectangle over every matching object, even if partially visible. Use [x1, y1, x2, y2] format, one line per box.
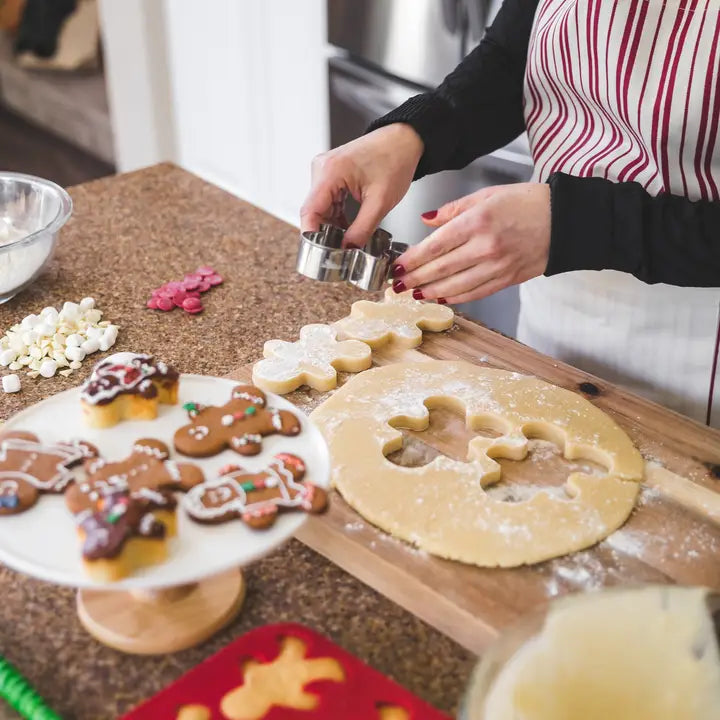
[367, 0, 540, 180]
[546, 173, 720, 288]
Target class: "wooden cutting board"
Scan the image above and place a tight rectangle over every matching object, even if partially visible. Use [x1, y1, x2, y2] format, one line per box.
[228, 316, 720, 656]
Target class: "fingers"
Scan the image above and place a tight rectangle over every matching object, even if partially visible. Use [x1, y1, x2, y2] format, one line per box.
[343, 194, 387, 248]
[300, 182, 337, 233]
[413, 261, 506, 302]
[420, 186, 498, 228]
[394, 240, 480, 292]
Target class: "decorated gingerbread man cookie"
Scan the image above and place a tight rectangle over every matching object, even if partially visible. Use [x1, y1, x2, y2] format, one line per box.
[65, 438, 203, 517]
[173, 385, 302, 458]
[334, 288, 454, 349]
[0, 431, 97, 515]
[252, 324, 372, 394]
[183, 453, 327, 529]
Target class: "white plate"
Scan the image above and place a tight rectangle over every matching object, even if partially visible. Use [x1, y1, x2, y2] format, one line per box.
[0, 375, 330, 590]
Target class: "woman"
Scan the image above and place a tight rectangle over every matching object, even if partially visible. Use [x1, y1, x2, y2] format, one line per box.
[301, 0, 720, 427]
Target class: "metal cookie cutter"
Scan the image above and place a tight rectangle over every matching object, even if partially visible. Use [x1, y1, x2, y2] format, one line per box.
[296, 223, 408, 292]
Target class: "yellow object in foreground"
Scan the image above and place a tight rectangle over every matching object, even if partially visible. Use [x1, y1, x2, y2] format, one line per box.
[482, 586, 720, 719]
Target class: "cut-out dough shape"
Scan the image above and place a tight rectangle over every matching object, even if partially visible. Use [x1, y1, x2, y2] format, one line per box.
[176, 707, 210, 720]
[311, 361, 643, 567]
[252, 324, 372, 394]
[220, 636, 345, 719]
[334, 288, 454, 349]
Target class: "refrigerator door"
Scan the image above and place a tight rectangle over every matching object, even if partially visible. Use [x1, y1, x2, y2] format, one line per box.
[329, 56, 530, 336]
[327, 0, 464, 87]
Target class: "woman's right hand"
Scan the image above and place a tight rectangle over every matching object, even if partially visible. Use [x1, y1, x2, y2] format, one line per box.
[301, 123, 424, 248]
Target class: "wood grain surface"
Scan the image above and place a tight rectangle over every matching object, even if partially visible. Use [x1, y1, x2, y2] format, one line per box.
[229, 315, 720, 656]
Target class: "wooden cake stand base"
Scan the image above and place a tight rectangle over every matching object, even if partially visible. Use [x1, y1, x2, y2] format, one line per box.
[76, 568, 246, 655]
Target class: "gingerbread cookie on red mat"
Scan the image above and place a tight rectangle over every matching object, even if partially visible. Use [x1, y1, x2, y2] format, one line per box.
[173, 385, 301, 458]
[183, 453, 327, 529]
[65, 439, 203, 534]
[0, 431, 97, 515]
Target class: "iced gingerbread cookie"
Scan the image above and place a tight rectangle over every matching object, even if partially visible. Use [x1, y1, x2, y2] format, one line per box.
[311, 361, 644, 568]
[77, 490, 169, 582]
[252, 324, 372, 394]
[80, 352, 179, 429]
[334, 288, 454, 349]
[174, 385, 301, 458]
[183, 453, 327, 529]
[0, 431, 97, 515]
[65, 439, 202, 534]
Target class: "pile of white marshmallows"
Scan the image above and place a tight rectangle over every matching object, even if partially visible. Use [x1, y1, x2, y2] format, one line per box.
[0, 298, 119, 390]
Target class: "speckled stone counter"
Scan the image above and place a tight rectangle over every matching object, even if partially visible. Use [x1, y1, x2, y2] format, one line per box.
[0, 165, 475, 719]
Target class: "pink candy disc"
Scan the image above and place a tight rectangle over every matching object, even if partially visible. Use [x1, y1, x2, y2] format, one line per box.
[182, 296, 203, 313]
[157, 296, 174, 311]
[146, 264, 221, 313]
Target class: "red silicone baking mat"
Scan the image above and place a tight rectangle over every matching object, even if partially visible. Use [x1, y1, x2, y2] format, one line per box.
[121, 623, 451, 719]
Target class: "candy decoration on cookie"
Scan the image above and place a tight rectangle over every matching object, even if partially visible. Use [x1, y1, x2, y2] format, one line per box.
[65, 438, 202, 534]
[0, 656, 62, 720]
[184, 453, 327, 529]
[174, 384, 301, 458]
[0, 431, 98, 515]
[80, 352, 179, 428]
[76, 490, 170, 582]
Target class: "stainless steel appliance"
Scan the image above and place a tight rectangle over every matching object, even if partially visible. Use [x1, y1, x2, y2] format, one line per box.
[327, 0, 533, 337]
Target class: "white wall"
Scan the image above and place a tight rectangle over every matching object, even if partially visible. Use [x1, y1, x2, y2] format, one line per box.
[100, 0, 329, 227]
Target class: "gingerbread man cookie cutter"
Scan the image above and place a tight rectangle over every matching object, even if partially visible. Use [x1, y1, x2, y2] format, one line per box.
[296, 223, 408, 292]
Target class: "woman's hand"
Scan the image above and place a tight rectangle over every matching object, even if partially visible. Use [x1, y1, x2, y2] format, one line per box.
[393, 183, 551, 304]
[301, 124, 424, 248]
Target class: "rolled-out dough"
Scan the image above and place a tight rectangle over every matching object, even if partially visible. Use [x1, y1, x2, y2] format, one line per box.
[480, 586, 720, 720]
[311, 361, 643, 567]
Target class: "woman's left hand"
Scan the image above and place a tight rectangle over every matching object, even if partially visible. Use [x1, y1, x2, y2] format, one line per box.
[393, 183, 551, 304]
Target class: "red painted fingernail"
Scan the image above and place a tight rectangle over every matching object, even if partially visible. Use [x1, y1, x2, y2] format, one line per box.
[392, 280, 406, 293]
[421, 210, 438, 220]
[437, 297, 447, 305]
[412, 288, 424, 300]
[391, 263, 405, 278]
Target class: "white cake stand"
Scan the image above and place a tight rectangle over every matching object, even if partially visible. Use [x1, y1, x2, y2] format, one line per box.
[0, 375, 330, 654]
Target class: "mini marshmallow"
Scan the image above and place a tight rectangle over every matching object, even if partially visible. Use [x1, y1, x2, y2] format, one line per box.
[2, 374, 21, 393]
[69, 360, 82, 370]
[65, 346, 86, 363]
[80, 338, 100, 354]
[66, 334, 83, 347]
[35, 322, 56, 337]
[39, 359, 58, 378]
[0, 349, 16, 366]
[79, 297, 95, 311]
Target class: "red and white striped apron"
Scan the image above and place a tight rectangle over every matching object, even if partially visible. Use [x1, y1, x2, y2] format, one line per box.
[518, 0, 720, 426]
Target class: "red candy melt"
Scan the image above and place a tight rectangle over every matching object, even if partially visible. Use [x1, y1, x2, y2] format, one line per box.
[146, 265, 223, 315]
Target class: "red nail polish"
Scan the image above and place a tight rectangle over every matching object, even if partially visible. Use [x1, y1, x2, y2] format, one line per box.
[421, 210, 438, 220]
[393, 280, 406, 293]
[412, 288, 424, 300]
[437, 297, 447, 305]
[391, 263, 405, 278]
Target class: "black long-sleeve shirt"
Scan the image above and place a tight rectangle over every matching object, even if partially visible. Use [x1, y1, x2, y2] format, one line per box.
[368, 0, 720, 288]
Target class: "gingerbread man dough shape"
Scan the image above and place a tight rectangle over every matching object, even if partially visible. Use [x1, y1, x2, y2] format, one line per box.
[311, 361, 644, 568]
[0, 431, 97, 515]
[220, 636, 345, 719]
[173, 385, 302, 458]
[252, 324, 372, 394]
[334, 288, 454, 349]
[184, 453, 327, 529]
[65, 438, 203, 517]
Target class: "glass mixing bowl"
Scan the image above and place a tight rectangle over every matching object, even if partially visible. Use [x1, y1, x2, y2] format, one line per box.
[0, 172, 73, 303]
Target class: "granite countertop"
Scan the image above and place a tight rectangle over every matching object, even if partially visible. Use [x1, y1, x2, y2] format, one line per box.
[0, 164, 475, 719]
